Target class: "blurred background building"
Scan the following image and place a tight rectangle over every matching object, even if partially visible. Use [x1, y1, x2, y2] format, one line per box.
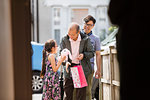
[31, 0, 111, 45]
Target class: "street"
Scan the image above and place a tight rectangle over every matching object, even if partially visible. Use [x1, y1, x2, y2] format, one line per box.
[32, 94, 42, 100]
[32, 94, 97, 100]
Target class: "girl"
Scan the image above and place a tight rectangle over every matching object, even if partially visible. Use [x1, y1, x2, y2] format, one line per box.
[40, 39, 66, 100]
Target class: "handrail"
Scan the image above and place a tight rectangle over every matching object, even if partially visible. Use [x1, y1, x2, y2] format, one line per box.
[101, 28, 118, 46]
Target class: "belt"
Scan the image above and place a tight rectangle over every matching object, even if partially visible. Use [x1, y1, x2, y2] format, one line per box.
[71, 63, 80, 67]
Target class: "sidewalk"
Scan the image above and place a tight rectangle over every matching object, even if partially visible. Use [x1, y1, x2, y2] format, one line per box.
[32, 94, 42, 100]
[32, 94, 97, 100]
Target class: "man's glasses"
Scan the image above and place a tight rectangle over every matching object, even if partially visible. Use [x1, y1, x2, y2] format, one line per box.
[84, 23, 94, 27]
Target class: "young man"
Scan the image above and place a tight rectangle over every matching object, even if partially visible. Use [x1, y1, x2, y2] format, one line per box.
[82, 15, 101, 100]
[60, 22, 94, 100]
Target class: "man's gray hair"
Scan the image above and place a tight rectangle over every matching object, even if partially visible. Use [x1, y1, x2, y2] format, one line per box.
[68, 22, 80, 33]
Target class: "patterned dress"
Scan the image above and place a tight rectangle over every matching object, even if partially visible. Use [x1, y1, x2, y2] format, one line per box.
[42, 54, 61, 100]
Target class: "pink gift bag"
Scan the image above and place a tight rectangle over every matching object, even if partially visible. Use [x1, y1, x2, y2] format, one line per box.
[70, 65, 88, 88]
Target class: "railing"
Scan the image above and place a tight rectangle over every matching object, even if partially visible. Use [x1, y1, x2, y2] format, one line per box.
[100, 46, 120, 100]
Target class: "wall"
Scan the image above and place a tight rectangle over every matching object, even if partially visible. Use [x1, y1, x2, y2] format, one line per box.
[0, 0, 14, 100]
[0, 0, 32, 100]
[39, 0, 52, 43]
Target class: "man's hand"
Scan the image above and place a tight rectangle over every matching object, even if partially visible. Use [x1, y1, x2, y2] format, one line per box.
[77, 53, 84, 60]
[40, 75, 44, 79]
[66, 62, 71, 73]
[95, 70, 101, 79]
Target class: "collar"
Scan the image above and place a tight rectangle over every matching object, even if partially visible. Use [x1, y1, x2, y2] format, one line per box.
[82, 29, 92, 36]
[69, 34, 81, 42]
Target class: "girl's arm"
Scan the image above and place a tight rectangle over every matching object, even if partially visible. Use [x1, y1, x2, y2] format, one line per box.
[48, 54, 66, 72]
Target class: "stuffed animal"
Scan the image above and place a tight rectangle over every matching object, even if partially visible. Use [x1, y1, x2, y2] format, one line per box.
[58, 48, 72, 73]
[61, 48, 72, 62]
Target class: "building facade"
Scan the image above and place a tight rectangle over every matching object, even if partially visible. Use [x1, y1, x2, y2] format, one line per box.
[31, 0, 111, 44]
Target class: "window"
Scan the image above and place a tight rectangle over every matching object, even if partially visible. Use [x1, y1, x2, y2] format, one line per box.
[98, 7, 107, 24]
[97, 6, 108, 40]
[54, 29, 60, 45]
[54, 8, 60, 25]
[71, 9, 88, 25]
[52, 7, 61, 45]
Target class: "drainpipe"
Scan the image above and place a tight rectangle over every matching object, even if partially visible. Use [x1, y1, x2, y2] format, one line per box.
[36, 0, 39, 43]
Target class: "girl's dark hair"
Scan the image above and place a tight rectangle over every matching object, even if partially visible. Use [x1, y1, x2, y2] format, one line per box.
[40, 39, 56, 77]
[83, 15, 96, 24]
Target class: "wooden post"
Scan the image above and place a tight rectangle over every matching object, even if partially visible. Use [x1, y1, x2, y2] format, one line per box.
[109, 46, 115, 100]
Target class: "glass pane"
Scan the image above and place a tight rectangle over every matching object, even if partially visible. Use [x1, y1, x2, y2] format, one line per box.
[54, 8, 60, 25]
[54, 29, 60, 45]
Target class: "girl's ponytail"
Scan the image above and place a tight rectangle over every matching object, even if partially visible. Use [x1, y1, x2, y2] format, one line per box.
[40, 48, 46, 77]
[40, 39, 56, 77]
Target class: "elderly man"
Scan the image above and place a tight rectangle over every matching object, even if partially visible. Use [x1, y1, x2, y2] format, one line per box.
[60, 22, 94, 100]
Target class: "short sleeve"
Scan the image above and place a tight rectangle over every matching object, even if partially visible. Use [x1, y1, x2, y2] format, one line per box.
[95, 37, 101, 51]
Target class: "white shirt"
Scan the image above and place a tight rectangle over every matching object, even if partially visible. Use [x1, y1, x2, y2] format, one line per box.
[69, 34, 81, 64]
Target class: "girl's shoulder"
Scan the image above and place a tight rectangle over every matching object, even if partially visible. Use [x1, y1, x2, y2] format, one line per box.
[49, 53, 55, 57]
[48, 53, 55, 59]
